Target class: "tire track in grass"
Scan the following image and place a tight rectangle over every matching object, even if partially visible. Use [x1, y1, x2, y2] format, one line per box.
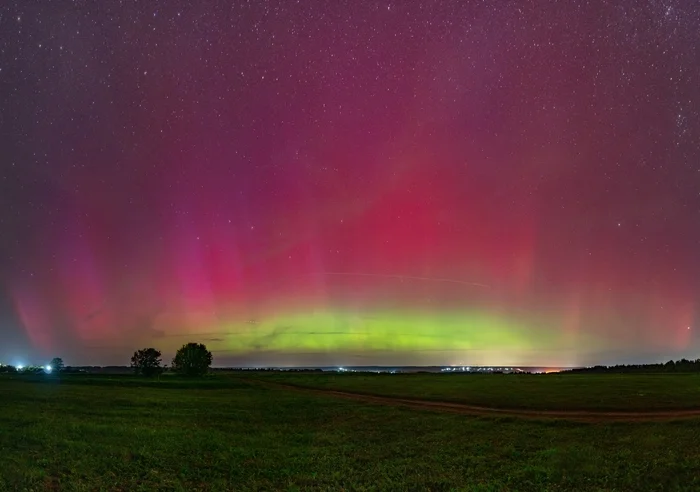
[252, 380, 700, 422]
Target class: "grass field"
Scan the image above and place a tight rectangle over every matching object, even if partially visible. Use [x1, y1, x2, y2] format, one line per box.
[253, 372, 700, 411]
[2, 373, 700, 491]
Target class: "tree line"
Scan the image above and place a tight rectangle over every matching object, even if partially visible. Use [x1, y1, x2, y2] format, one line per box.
[562, 358, 700, 374]
[0, 357, 64, 373]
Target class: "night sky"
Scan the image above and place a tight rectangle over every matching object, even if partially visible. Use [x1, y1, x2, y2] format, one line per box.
[1, 1, 699, 367]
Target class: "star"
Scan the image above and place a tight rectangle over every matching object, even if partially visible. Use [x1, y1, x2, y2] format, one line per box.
[1, 0, 699, 370]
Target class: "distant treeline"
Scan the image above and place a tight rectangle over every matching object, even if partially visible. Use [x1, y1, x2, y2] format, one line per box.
[562, 358, 700, 374]
[0, 365, 325, 374]
[217, 367, 324, 372]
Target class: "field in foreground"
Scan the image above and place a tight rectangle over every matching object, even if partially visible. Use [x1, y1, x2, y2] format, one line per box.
[253, 372, 700, 411]
[2, 374, 700, 491]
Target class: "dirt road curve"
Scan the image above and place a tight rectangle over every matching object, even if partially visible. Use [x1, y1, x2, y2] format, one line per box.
[261, 381, 700, 422]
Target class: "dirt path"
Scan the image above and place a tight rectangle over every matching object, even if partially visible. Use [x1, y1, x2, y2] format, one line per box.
[257, 381, 700, 422]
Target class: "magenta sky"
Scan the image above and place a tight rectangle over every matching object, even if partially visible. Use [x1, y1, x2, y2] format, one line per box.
[1, 1, 699, 366]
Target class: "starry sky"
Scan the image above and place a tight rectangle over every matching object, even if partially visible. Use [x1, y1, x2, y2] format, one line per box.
[1, 1, 699, 367]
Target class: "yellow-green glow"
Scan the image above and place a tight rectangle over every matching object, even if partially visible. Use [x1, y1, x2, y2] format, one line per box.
[203, 309, 587, 355]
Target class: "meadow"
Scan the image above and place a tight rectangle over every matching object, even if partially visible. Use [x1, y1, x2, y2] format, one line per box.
[1, 373, 700, 491]
[254, 371, 700, 411]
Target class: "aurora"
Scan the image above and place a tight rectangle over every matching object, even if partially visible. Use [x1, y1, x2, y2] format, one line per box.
[1, 0, 698, 366]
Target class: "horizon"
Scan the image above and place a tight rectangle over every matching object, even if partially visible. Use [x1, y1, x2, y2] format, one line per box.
[5, 354, 697, 371]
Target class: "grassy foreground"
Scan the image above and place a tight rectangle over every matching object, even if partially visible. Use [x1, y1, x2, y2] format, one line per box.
[1, 374, 700, 491]
[253, 372, 700, 411]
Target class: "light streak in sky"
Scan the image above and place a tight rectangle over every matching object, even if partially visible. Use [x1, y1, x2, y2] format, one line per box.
[312, 272, 491, 289]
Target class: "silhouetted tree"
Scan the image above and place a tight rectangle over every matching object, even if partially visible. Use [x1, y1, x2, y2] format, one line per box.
[131, 348, 163, 377]
[172, 343, 212, 377]
[49, 357, 64, 372]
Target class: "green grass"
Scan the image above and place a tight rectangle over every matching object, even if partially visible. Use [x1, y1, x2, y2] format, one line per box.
[2, 374, 700, 491]
[251, 372, 700, 411]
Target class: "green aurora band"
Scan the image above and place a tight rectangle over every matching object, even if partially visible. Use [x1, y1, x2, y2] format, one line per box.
[173, 309, 599, 367]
